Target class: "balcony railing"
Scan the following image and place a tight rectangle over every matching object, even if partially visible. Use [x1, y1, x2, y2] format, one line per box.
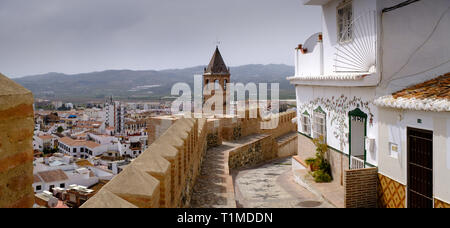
[350, 156, 365, 170]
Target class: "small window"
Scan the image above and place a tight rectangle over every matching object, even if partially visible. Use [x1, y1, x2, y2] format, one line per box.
[36, 185, 42, 191]
[313, 107, 327, 141]
[224, 79, 228, 90]
[49, 185, 55, 191]
[337, 0, 353, 43]
[60, 183, 65, 188]
[301, 112, 311, 136]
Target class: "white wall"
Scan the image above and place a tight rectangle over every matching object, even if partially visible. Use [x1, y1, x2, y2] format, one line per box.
[33, 181, 67, 193]
[296, 33, 323, 76]
[378, 109, 450, 203]
[379, 0, 450, 95]
[321, 0, 378, 74]
[291, 0, 381, 86]
[295, 85, 379, 165]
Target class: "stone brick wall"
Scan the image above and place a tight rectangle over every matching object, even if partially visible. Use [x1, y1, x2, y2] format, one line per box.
[344, 168, 378, 208]
[206, 119, 222, 149]
[228, 135, 276, 170]
[0, 74, 35, 208]
[277, 134, 298, 158]
[260, 110, 297, 139]
[82, 118, 208, 208]
[82, 109, 296, 208]
[221, 111, 261, 141]
[147, 116, 178, 146]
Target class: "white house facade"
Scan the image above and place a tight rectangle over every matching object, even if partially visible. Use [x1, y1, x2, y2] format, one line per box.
[289, 0, 450, 208]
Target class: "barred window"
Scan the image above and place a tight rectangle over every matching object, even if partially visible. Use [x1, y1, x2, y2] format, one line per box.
[301, 112, 311, 136]
[313, 107, 326, 141]
[337, 0, 353, 43]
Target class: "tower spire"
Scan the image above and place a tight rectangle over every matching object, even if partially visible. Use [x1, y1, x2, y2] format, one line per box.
[205, 46, 229, 74]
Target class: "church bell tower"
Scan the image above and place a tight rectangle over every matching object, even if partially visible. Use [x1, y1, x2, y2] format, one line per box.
[203, 46, 230, 114]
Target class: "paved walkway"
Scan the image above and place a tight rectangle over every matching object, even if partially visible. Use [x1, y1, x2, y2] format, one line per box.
[190, 144, 236, 208]
[190, 134, 272, 208]
[190, 134, 334, 208]
[233, 157, 333, 208]
[293, 169, 345, 208]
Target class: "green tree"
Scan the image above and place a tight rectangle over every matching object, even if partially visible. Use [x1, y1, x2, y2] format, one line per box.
[57, 126, 64, 133]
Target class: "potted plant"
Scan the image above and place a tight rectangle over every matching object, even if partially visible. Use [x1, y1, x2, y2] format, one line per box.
[305, 136, 333, 183]
[305, 158, 319, 172]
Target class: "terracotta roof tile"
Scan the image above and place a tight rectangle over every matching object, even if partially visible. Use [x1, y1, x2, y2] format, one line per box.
[34, 175, 42, 183]
[59, 137, 100, 148]
[38, 135, 54, 140]
[76, 159, 94, 167]
[37, 169, 69, 183]
[392, 73, 450, 100]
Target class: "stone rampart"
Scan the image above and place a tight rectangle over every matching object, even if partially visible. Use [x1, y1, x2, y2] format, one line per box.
[82, 118, 207, 208]
[83, 109, 297, 208]
[0, 74, 35, 208]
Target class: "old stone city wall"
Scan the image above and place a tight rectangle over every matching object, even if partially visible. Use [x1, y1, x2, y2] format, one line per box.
[82, 118, 208, 208]
[0, 74, 35, 208]
[0, 78, 297, 208]
[82, 109, 297, 208]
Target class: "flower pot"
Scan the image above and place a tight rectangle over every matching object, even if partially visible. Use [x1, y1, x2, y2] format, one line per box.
[310, 164, 319, 172]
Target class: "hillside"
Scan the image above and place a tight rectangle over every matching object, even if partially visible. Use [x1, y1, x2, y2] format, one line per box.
[12, 64, 295, 102]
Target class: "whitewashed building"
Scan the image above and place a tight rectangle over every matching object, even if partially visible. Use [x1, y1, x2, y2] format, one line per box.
[289, 0, 450, 208]
[58, 137, 106, 159]
[33, 134, 58, 152]
[105, 97, 126, 134]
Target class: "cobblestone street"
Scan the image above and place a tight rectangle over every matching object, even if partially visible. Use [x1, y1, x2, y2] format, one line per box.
[233, 157, 333, 208]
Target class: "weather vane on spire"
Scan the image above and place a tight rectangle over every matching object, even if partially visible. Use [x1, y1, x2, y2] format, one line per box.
[215, 36, 221, 47]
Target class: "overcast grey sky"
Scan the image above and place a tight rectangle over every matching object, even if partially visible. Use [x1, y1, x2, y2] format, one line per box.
[0, 0, 321, 78]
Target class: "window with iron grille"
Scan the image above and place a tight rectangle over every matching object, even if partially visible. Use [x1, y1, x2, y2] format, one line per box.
[313, 107, 326, 141]
[337, 0, 353, 43]
[301, 112, 311, 136]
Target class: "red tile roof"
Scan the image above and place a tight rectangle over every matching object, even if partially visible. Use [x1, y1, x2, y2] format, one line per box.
[392, 73, 450, 100]
[59, 137, 100, 148]
[37, 169, 68, 183]
[34, 175, 43, 183]
[38, 135, 54, 140]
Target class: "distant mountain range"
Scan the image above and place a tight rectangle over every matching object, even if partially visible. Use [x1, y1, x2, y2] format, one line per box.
[12, 64, 295, 102]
